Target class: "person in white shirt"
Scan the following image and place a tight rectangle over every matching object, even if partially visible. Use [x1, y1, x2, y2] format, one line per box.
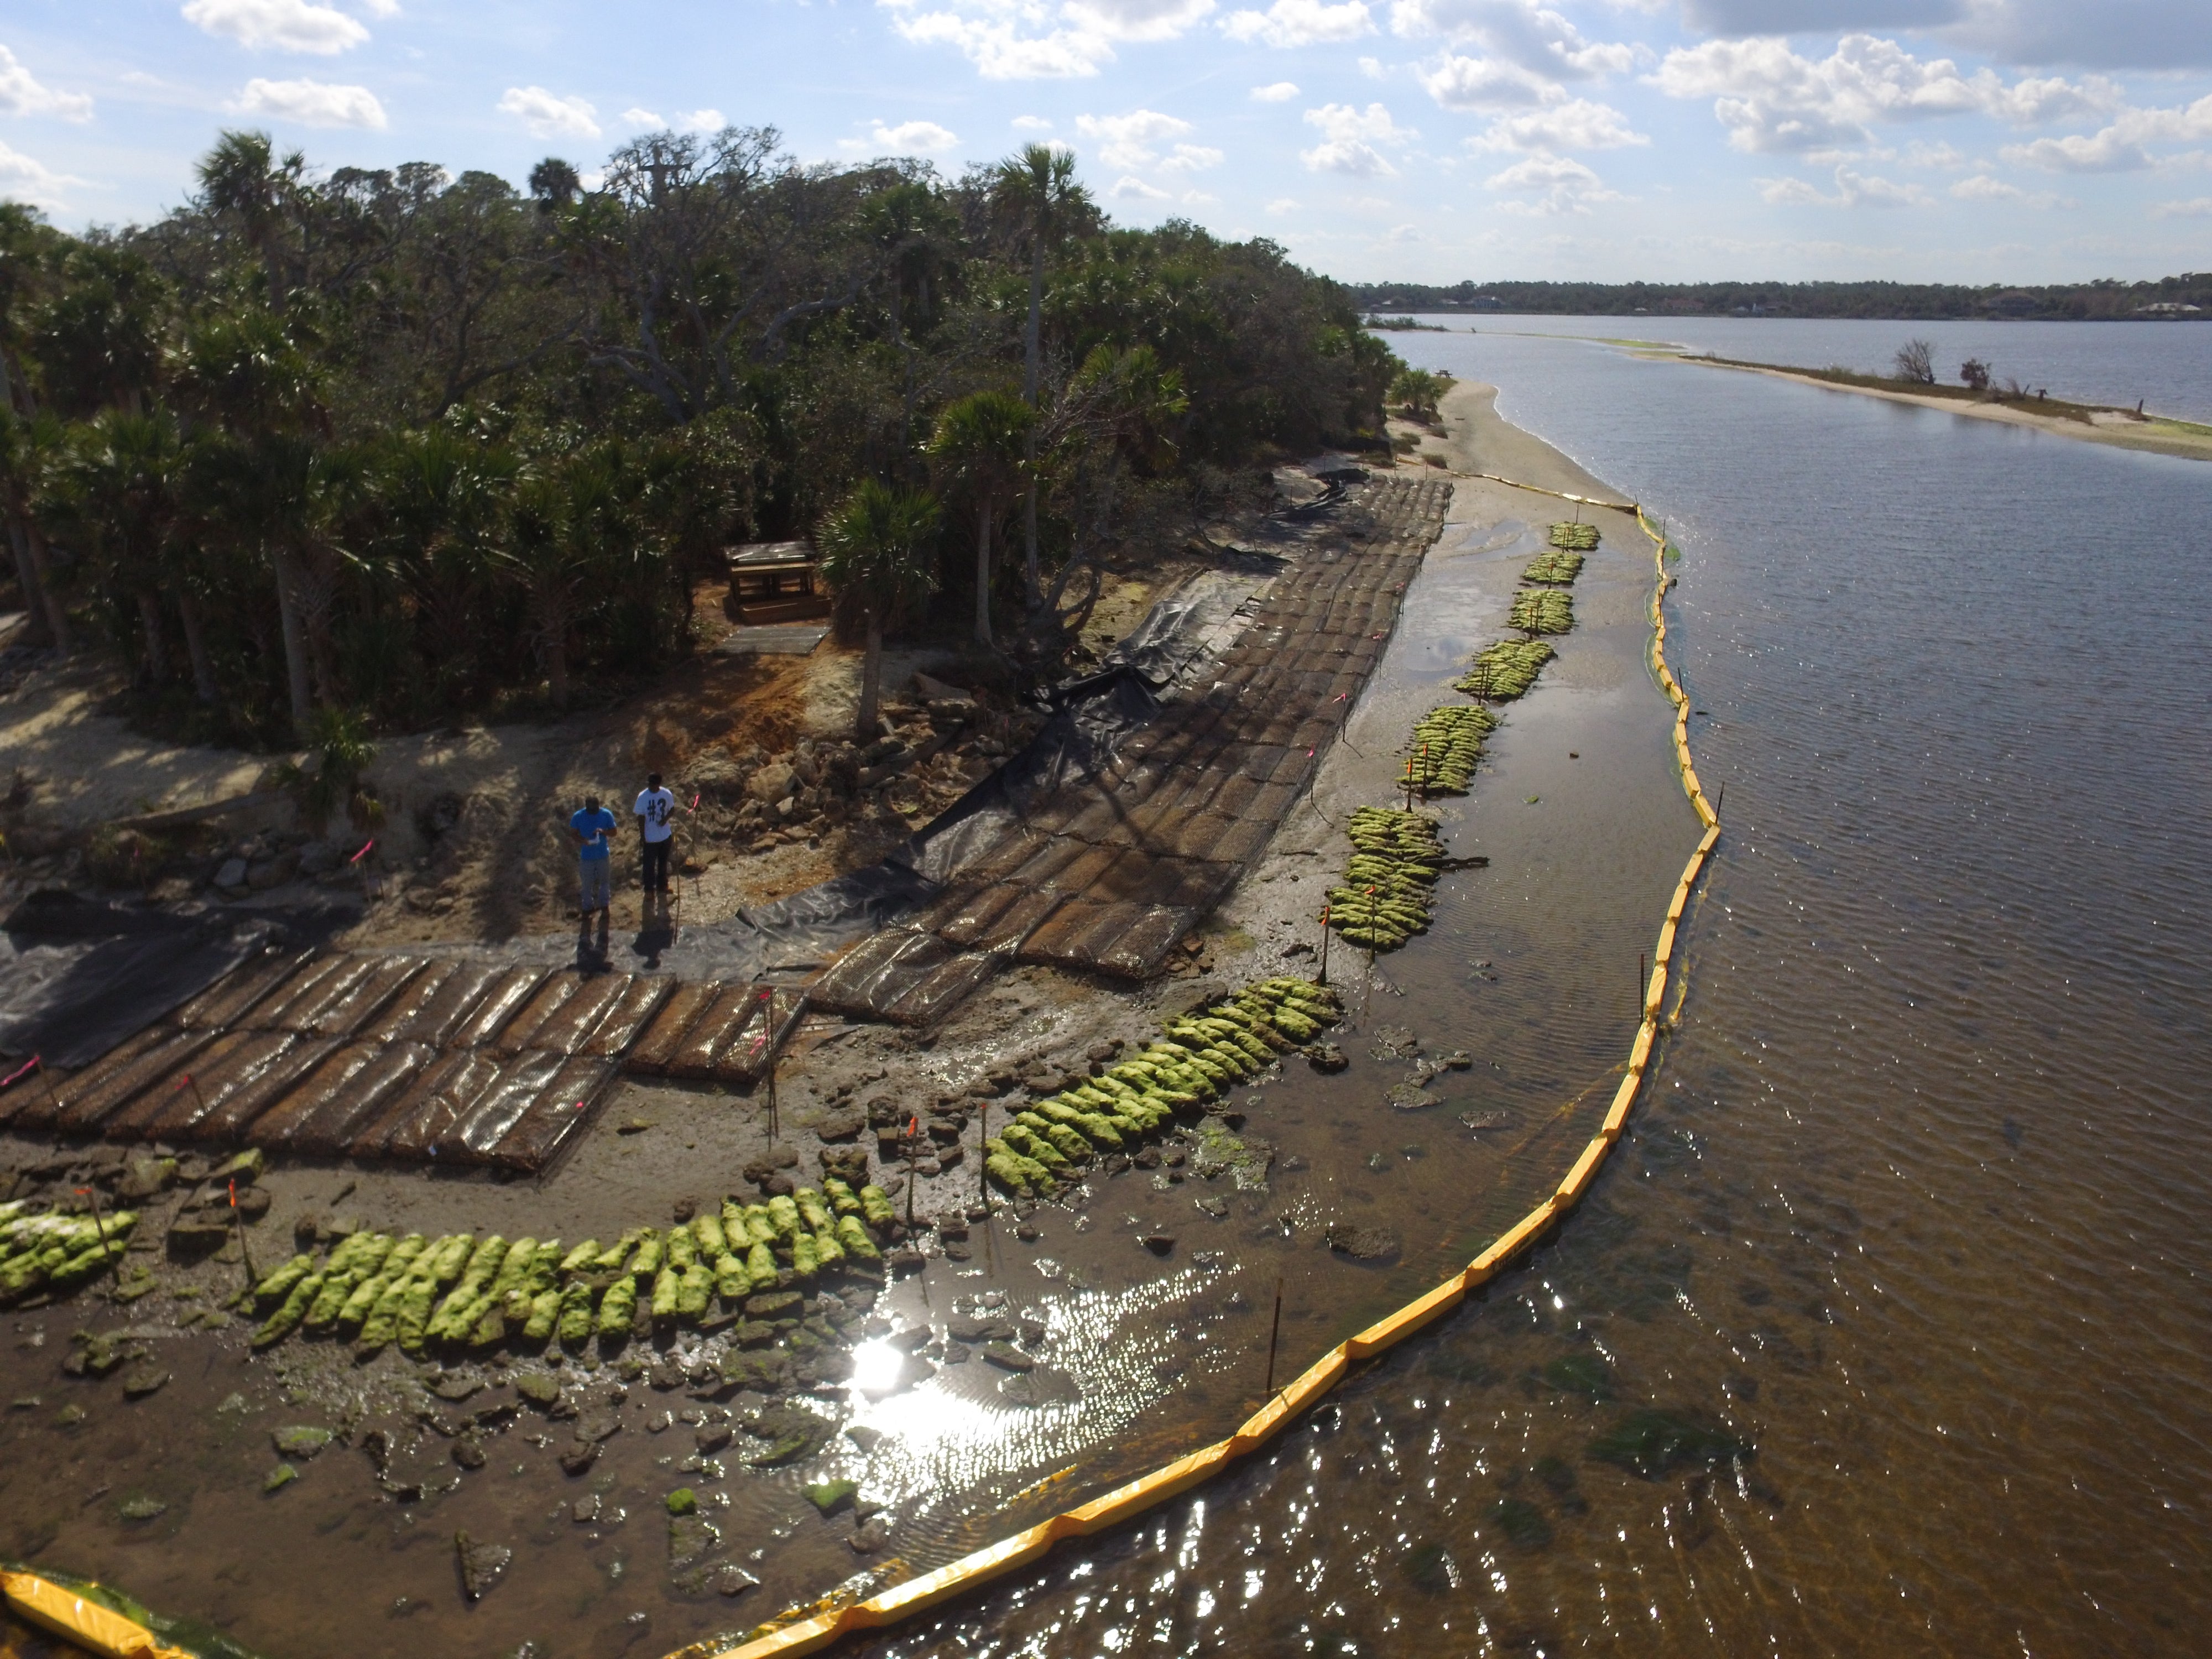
[634, 771, 676, 897]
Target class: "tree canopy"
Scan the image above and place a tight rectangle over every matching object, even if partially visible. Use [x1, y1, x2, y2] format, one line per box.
[0, 130, 1395, 746]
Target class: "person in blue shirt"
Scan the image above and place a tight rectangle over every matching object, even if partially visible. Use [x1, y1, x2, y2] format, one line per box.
[570, 794, 618, 916]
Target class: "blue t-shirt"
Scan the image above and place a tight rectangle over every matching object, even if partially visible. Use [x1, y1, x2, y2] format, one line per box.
[571, 806, 617, 860]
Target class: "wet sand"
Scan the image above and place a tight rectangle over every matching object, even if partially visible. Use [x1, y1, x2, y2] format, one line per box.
[0, 400, 1697, 1657]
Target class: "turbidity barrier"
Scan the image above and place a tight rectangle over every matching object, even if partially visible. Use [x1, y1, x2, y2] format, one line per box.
[692, 477, 1721, 1659]
[2, 1565, 197, 1658]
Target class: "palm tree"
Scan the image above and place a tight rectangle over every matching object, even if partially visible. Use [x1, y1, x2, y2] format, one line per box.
[990, 144, 1091, 609]
[0, 409, 71, 653]
[502, 446, 623, 707]
[816, 479, 940, 741]
[926, 389, 1032, 648]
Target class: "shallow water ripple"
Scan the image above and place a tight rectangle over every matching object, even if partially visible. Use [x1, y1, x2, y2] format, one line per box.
[849, 336, 2212, 1656]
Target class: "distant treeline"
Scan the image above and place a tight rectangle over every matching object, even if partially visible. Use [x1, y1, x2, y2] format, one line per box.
[1349, 278, 2212, 321]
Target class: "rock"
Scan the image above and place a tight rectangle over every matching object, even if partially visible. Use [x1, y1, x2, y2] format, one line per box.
[802, 1479, 858, 1516]
[556, 1441, 600, 1477]
[1015, 1220, 1041, 1243]
[1441, 1050, 1474, 1070]
[573, 1413, 622, 1444]
[121, 1364, 170, 1399]
[981, 1342, 1034, 1374]
[55, 1404, 86, 1429]
[844, 1424, 884, 1454]
[1386, 1083, 1441, 1112]
[749, 762, 797, 805]
[1139, 1233, 1175, 1255]
[667, 1514, 721, 1568]
[851, 1515, 893, 1553]
[452, 1437, 488, 1470]
[213, 858, 248, 890]
[742, 1404, 832, 1467]
[820, 1146, 870, 1183]
[1369, 1026, 1420, 1060]
[572, 1494, 601, 1524]
[815, 1108, 864, 1142]
[1306, 1042, 1348, 1073]
[712, 1564, 760, 1597]
[939, 1342, 971, 1366]
[1459, 1110, 1510, 1131]
[696, 1424, 733, 1454]
[114, 1156, 177, 1201]
[119, 1495, 166, 1521]
[264, 1463, 299, 1493]
[1193, 1194, 1229, 1219]
[273, 1426, 333, 1459]
[514, 1373, 561, 1407]
[1325, 1223, 1401, 1261]
[665, 1487, 699, 1516]
[296, 841, 340, 876]
[455, 1531, 512, 1600]
[744, 1290, 802, 1321]
[213, 1147, 266, 1185]
[430, 1372, 481, 1402]
[999, 1374, 1041, 1407]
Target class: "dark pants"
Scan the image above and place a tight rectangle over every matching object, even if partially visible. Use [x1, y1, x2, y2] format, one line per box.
[641, 838, 671, 893]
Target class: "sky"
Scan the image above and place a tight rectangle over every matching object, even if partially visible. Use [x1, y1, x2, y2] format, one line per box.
[3, 1, 2211, 283]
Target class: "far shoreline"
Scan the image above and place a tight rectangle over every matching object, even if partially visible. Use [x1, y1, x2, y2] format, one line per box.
[1677, 353, 2212, 465]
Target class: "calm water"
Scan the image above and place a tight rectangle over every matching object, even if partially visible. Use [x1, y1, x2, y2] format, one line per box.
[854, 335, 2212, 1654]
[1403, 314, 2212, 426]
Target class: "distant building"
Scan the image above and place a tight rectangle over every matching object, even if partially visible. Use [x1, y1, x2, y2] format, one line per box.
[2134, 301, 2203, 317]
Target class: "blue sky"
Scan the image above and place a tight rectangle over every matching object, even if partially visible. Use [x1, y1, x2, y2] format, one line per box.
[4, 1, 2211, 281]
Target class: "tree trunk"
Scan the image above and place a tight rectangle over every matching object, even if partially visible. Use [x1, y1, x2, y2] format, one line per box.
[135, 588, 169, 684]
[1021, 237, 1044, 608]
[19, 522, 70, 653]
[7, 521, 51, 648]
[175, 588, 220, 705]
[270, 550, 314, 729]
[973, 493, 994, 647]
[858, 611, 883, 742]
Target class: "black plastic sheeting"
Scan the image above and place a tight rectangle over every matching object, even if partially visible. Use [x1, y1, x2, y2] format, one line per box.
[661, 583, 1248, 984]
[0, 893, 354, 1070]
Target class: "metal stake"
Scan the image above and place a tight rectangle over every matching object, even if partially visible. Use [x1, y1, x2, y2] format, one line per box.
[761, 989, 778, 1143]
[1318, 905, 1330, 984]
[978, 1100, 989, 1217]
[1715, 781, 1725, 815]
[228, 1178, 257, 1289]
[905, 1118, 918, 1229]
[75, 1186, 114, 1282]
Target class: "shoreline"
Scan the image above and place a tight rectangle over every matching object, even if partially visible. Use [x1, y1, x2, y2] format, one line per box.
[0, 401, 1699, 1659]
[1679, 354, 2212, 464]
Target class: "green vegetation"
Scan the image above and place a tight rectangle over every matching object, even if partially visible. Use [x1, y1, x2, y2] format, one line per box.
[1522, 549, 1583, 585]
[1457, 638, 1555, 700]
[1405, 704, 1496, 795]
[0, 129, 1397, 744]
[1327, 807, 1444, 952]
[1548, 521, 1598, 551]
[1509, 589, 1574, 635]
[987, 978, 1344, 1198]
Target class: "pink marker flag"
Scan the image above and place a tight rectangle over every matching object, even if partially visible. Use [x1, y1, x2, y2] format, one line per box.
[349, 839, 375, 864]
[0, 1055, 39, 1089]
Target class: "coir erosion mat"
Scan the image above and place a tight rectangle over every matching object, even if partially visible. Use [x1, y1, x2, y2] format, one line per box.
[810, 476, 1453, 1024]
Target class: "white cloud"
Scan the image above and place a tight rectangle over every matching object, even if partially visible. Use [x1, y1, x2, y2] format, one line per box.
[1265, 195, 1301, 211]
[883, 0, 1213, 79]
[1300, 100, 1412, 174]
[1901, 139, 1968, 169]
[1076, 107, 1193, 170]
[1948, 173, 2071, 207]
[868, 118, 961, 153]
[1755, 164, 1934, 207]
[2001, 94, 2212, 173]
[2150, 196, 2212, 217]
[1161, 142, 1224, 170]
[0, 45, 93, 121]
[180, 0, 370, 55]
[1418, 53, 1563, 111]
[1651, 34, 2120, 156]
[1181, 188, 1219, 203]
[497, 86, 601, 140]
[1250, 81, 1300, 101]
[681, 108, 726, 133]
[1110, 174, 1171, 199]
[1484, 148, 1623, 212]
[1012, 113, 1055, 129]
[622, 107, 666, 128]
[1385, 222, 1421, 239]
[1223, 1, 1376, 49]
[230, 76, 385, 127]
[1474, 96, 1645, 152]
[1391, 0, 1634, 81]
[0, 138, 86, 208]
[1359, 56, 1386, 77]
[360, 0, 401, 13]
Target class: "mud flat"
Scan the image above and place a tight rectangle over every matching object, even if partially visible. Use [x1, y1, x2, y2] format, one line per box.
[0, 402, 1702, 1659]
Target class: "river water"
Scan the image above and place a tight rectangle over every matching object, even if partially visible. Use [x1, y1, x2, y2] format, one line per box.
[851, 334, 2212, 1655]
[1402, 314, 2212, 427]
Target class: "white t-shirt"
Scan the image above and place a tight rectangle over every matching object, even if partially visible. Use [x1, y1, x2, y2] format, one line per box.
[635, 787, 675, 843]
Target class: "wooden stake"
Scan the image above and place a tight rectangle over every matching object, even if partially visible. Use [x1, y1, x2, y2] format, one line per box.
[1318, 904, 1330, 984]
[74, 1186, 115, 1282]
[1263, 1274, 1285, 1396]
[905, 1118, 918, 1228]
[978, 1100, 989, 1216]
[228, 1178, 257, 1288]
[761, 989, 778, 1142]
